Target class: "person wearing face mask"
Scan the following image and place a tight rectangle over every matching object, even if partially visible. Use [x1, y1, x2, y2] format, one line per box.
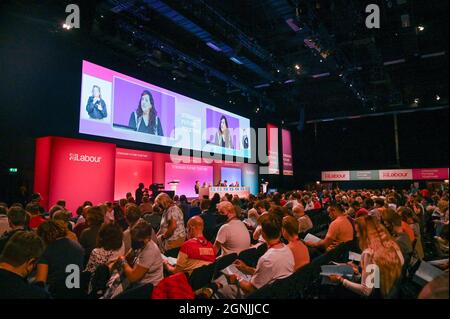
[214, 201, 250, 256]
[128, 90, 164, 136]
[0, 231, 49, 299]
[116, 221, 163, 288]
[86, 85, 107, 120]
[214, 115, 234, 149]
[155, 193, 186, 253]
[164, 216, 216, 275]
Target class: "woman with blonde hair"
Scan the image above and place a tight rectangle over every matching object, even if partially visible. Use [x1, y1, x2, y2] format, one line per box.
[329, 215, 403, 298]
[155, 193, 186, 253]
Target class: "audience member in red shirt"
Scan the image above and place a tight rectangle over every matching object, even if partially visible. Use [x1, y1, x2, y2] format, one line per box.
[27, 203, 46, 230]
[164, 216, 216, 275]
[313, 196, 322, 210]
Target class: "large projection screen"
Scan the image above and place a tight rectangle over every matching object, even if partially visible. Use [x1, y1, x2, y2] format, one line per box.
[79, 60, 251, 158]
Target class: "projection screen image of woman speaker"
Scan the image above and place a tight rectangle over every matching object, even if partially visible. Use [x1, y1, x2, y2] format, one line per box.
[128, 90, 164, 136]
[214, 115, 234, 149]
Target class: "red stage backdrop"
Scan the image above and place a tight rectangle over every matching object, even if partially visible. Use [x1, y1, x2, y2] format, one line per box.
[34, 137, 116, 214]
[34, 137, 259, 213]
[114, 148, 153, 200]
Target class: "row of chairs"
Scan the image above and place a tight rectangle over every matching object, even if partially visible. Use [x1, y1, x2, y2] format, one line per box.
[305, 209, 331, 236]
[189, 244, 268, 291]
[247, 240, 359, 299]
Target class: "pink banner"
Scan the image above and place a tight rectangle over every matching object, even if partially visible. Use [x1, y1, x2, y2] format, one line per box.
[165, 163, 213, 198]
[379, 169, 413, 180]
[282, 129, 294, 176]
[413, 168, 449, 180]
[267, 124, 279, 175]
[321, 171, 350, 181]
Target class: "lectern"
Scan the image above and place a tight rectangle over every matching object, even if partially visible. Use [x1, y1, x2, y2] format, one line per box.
[168, 180, 180, 195]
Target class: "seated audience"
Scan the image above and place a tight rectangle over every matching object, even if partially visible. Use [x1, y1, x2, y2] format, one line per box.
[0, 231, 48, 299]
[124, 205, 157, 253]
[218, 213, 294, 298]
[48, 205, 64, 219]
[329, 215, 403, 298]
[199, 199, 218, 243]
[382, 209, 413, 266]
[306, 203, 354, 251]
[142, 205, 162, 233]
[0, 206, 9, 236]
[30, 193, 45, 215]
[434, 224, 449, 256]
[155, 193, 186, 253]
[104, 202, 115, 224]
[85, 223, 124, 273]
[347, 201, 361, 218]
[116, 220, 163, 288]
[303, 195, 315, 211]
[179, 195, 191, 225]
[53, 210, 78, 242]
[396, 207, 416, 243]
[27, 203, 45, 230]
[399, 207, 424, 259]
[188, 200, 202, 219]
[214, 201, 250, 256]
[293, 205, 313, 234]
[35, 221, 85, 299]
[282, 215, 310, 271]
[139, 196, 153, 215]
[73, 205, 91, 238]
[79, 206, 105, 262]
[0, 207, 28, 254]
[164, 216, 216, 275]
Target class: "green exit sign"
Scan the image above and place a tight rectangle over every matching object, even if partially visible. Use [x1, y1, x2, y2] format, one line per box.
[9, 168, 18, 173]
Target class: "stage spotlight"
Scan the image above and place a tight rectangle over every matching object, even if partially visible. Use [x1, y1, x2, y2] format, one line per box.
[417, 25, 425, 32]
[294, 64, 301, 70]
[436, 95, 441, 101]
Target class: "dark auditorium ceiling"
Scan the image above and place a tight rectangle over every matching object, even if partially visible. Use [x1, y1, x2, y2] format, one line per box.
[9, 0, 449, 123]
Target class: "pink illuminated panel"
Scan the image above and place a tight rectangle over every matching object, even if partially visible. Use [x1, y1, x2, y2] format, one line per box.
[165, 163, 213, 198]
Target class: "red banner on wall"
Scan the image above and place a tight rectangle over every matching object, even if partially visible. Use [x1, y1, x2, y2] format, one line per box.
[412, 168, 449, 180]
[34, 137, 116, 214]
